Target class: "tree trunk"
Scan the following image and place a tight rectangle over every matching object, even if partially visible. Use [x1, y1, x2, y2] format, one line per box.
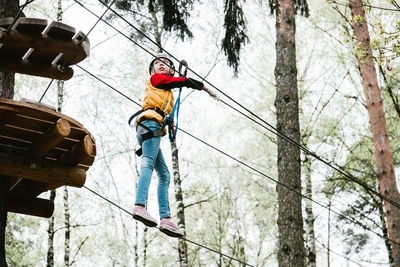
[274, 0, 305, 266]
[327, 200, 331, 267]
[170, 141, 188, 267]
[133, 154, 140, 266]
[63, 186, 70, 266]
[377, 184, 394, 266]
[0, 1, 18, 266]
[303, 156, 316, 267]
[134, 221, 138, 266]
[349, 1, 400, 265]
[143, 227, 148, 267]
[47, 190, 56, 267]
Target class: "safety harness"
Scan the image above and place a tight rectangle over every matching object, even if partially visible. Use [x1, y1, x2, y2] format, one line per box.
[129, 60, 188, 156]
[128, 107, 167, 156]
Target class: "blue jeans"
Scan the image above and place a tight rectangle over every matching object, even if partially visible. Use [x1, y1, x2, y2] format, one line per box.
[135, 120, 171, 219]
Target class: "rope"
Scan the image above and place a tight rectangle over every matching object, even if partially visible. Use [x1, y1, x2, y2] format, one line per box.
[83, 185, 254, 266]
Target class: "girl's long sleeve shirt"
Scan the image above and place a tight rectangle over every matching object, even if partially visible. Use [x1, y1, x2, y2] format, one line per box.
[150, 73, 204, 90]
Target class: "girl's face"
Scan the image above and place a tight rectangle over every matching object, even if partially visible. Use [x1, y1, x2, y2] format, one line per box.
[152, 58, 172, 75]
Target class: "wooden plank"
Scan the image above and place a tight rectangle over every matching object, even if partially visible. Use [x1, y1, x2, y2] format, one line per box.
[0, 29, 87, 55]
[27, 118, 71, 159]
[73, 31, 86, 43]
[12, 17, 48, 33]
[11, 114, 54, 131]
[0, 99, 96, 169]
[7, 116, 88, 141]
[43, 21, 75, 40]
[0, 31, 89, 66]
[72, 31, 90, 56]
[0, 56, 74, 80]
[0, 134, 31, 147]
[0, 132, 87, 160]
[58, 31, 90, 65]
[0, 129, 85, 153]
[7, 197, 54, 218]
[0, 99, 86, 129]
[0, 18, 13, 29]
[0, 105, 18, 127]
[1, 124, 42, 142]
[0, 153, 86, 187]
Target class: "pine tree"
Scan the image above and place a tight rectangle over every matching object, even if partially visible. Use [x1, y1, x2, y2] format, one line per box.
[349, 0, 400, 264]
[272, 0, 306, 265]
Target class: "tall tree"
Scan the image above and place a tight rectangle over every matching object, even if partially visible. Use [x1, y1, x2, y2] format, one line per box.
[54, 1, 72, 265]
[220, 0, 309, 265]
[0, 1, 19, 266]
[349, 0, 400, 265]
[271, 0, 308, 266]
[171, 140, 188, 266]
[102, 1, 194, 265]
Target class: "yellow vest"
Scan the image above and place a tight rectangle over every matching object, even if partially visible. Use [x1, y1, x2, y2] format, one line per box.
[137, 79, 174, 126]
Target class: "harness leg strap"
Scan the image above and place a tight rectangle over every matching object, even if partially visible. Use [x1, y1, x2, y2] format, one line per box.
[135, 128, 164, 157]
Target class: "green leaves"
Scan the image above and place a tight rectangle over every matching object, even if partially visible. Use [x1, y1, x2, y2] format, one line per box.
[221, 0, 248, 75]
[159, 0, 194, 40]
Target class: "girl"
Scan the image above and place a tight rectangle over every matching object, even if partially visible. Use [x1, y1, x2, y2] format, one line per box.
[132, 53, 217, 238]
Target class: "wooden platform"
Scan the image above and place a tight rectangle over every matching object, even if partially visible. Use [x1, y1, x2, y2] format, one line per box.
[0, 17, 90, 80]
[0, 98, 96, 218]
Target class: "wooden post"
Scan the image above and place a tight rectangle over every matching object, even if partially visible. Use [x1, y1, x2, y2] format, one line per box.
[60, 135, 93, 166]
[7, 197, 54, 218]
[0, 153, 86, 187]
[27, 118, 71, 159]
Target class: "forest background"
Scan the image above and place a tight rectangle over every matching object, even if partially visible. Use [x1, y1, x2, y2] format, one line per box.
[5, 0, 400, 266]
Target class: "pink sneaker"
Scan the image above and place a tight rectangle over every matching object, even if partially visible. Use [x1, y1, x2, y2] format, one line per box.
[159, 218, 184, 238]
[132, 205, 157, 227]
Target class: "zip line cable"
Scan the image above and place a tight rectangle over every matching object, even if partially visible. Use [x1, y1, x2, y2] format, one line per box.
[75, 65, 140, 106]
[8, 0, 34, 32]
[314, 239, 366, 267]
[39, 79, 54, 103]
[72, 0, 400, 212]
[71, 0, 167, 71]
[83, 185, 254, 267]
[79, 0, 117, 45]
[37, 0, 118, 104]
[76, 64, 400, 248]
[19, 0, 35, 9]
